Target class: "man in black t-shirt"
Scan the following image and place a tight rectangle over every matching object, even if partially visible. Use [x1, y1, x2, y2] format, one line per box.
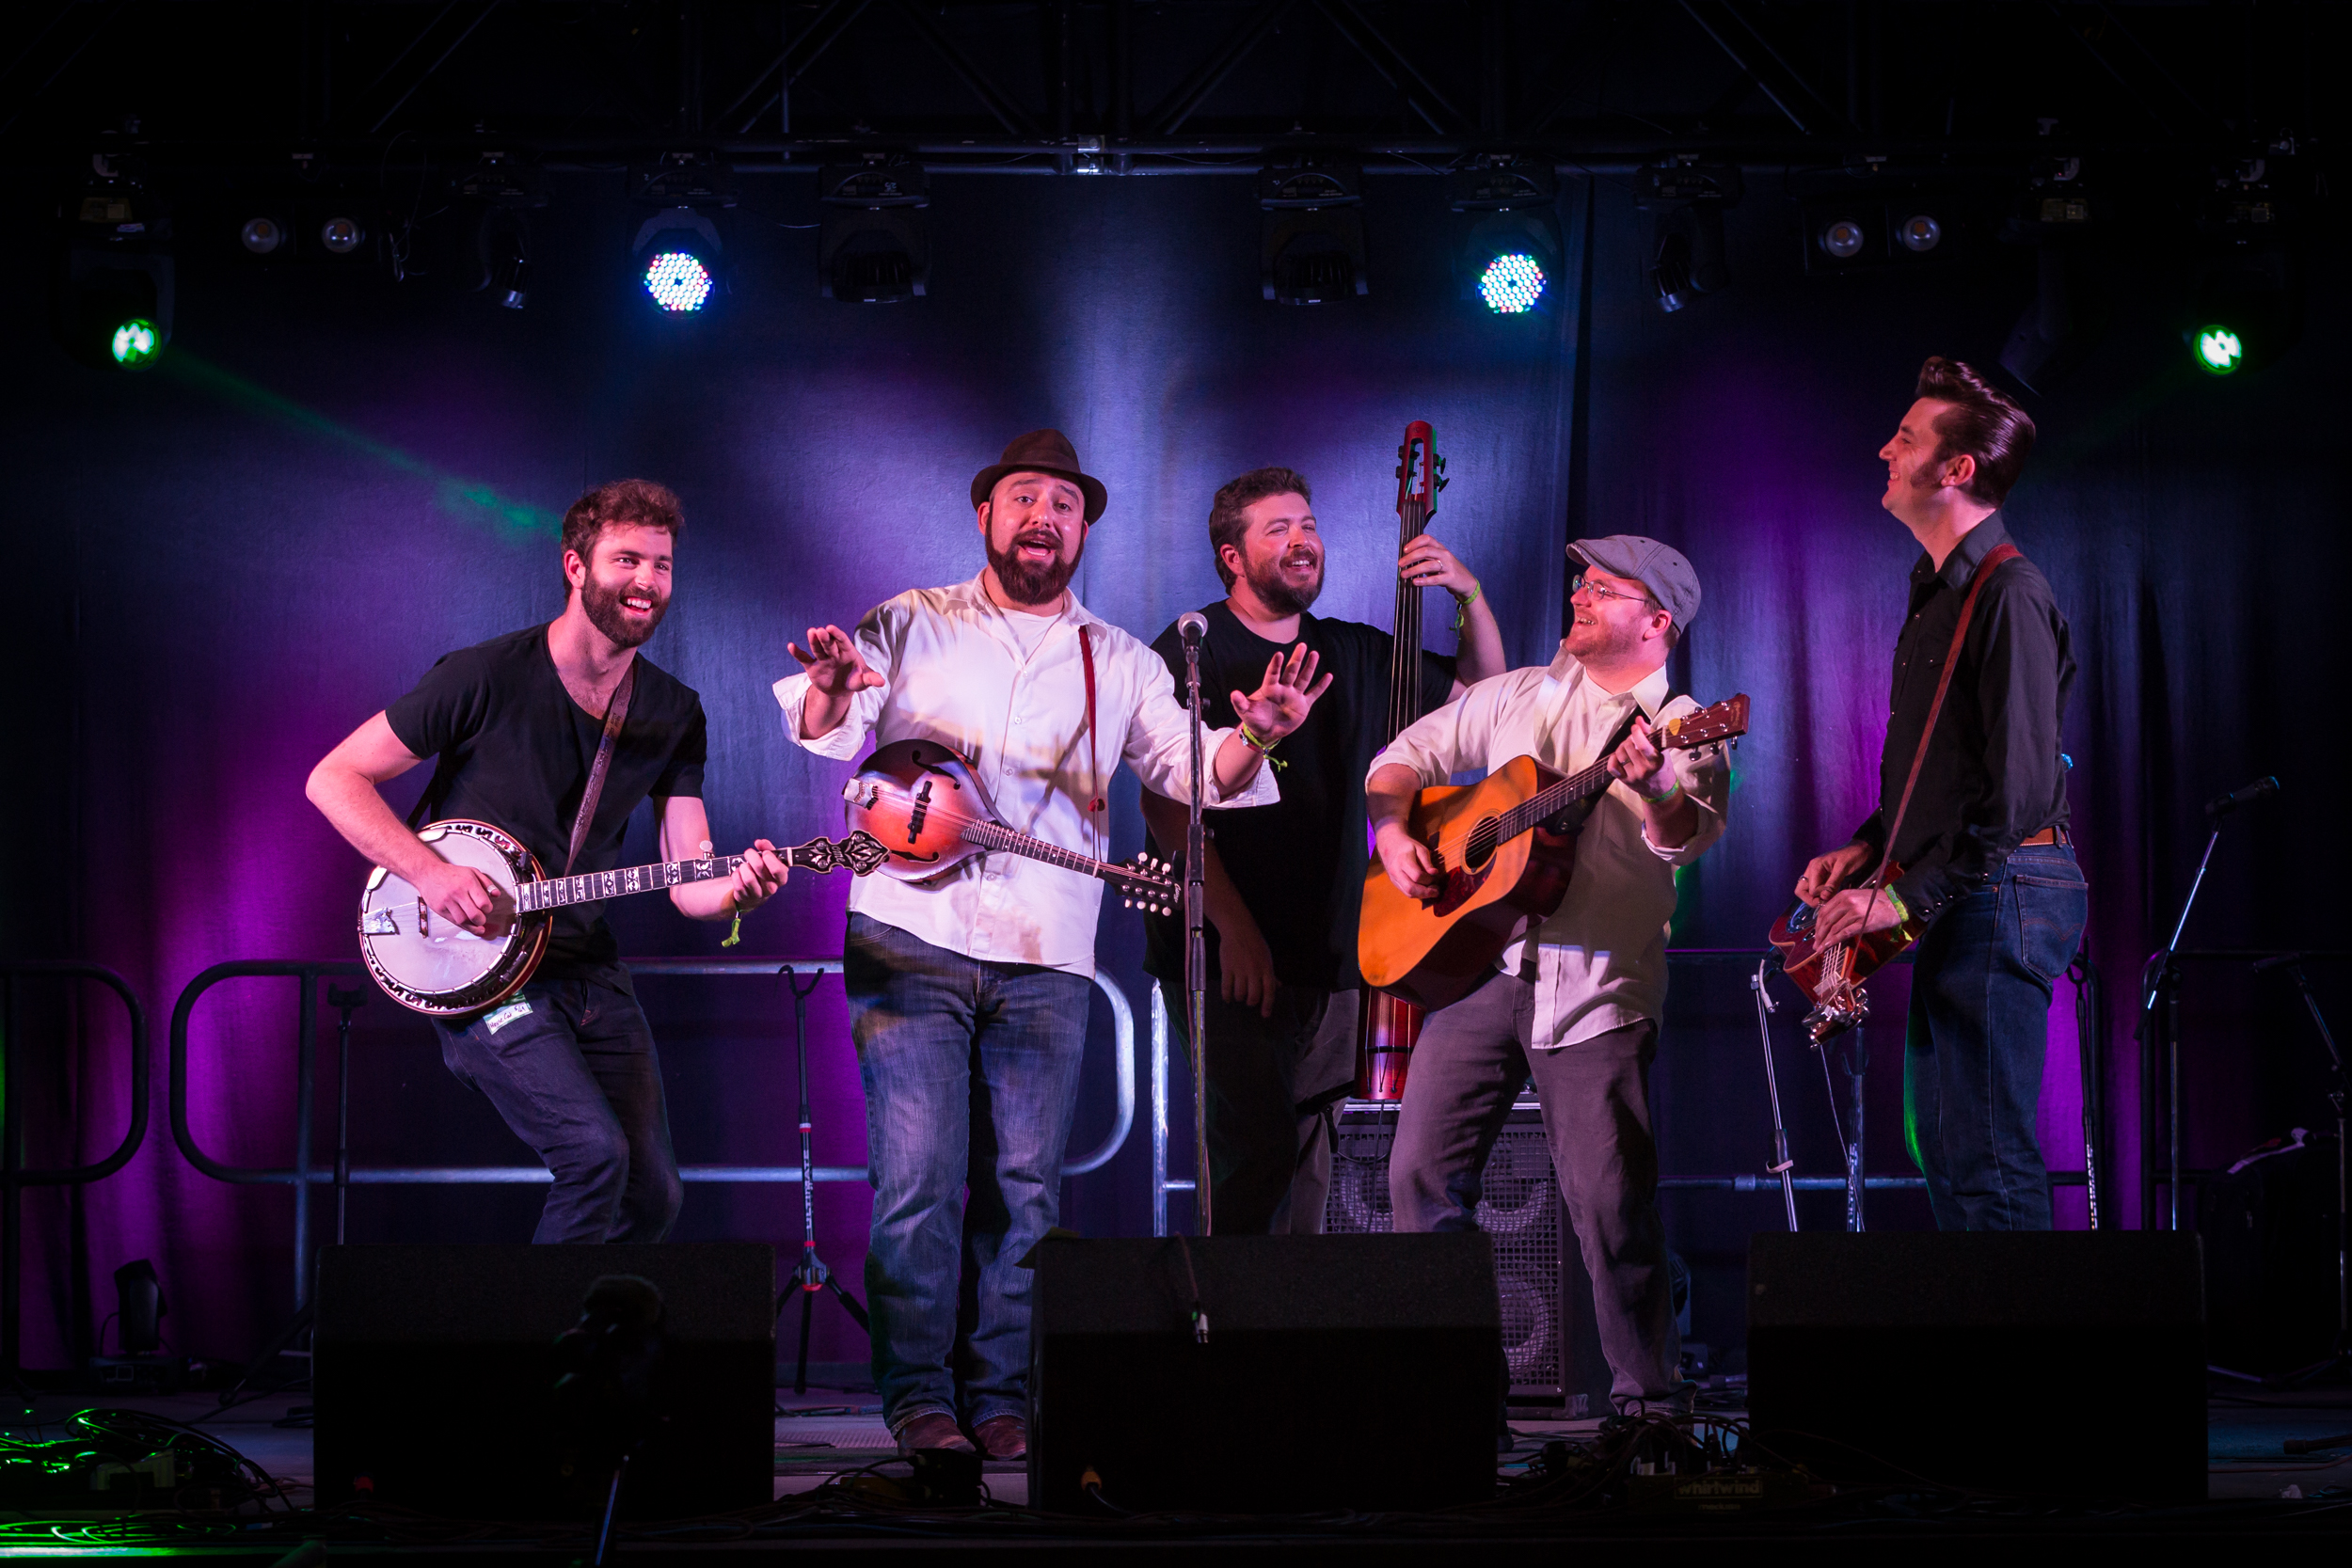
[1142, 466, 1507, 1233]
[307, 480, 789, 1243]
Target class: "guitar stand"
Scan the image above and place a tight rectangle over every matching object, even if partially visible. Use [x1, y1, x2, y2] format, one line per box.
[777, 966, 869, 1397]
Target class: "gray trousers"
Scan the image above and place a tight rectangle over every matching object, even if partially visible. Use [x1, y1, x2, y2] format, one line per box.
[1388, 970, 1680, 1404]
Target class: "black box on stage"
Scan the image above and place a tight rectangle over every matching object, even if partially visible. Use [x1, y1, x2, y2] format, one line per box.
[1028, 1233, 1500, 1513]
[313, 1243, 775, 1520]
[1746, 1231, 2205, 1501]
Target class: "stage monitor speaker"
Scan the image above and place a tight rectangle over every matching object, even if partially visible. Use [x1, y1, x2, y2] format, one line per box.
[314, 1243, 775, 1520]
[1747, 1231, 2205, 1502]
[1029, 1232, 1500, 1513]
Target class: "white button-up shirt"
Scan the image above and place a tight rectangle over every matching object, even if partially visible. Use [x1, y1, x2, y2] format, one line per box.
[774, 575, 1279, 975]
[1368, 644, 1730, 1048]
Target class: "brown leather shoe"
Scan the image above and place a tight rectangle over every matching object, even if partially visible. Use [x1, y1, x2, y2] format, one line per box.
[895, 1410, 976, 1455]
[972, 1414, 1027, 1460]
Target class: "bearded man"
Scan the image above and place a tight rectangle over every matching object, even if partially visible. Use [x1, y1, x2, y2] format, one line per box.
[1137, 467, 1505, 1236]
[776, 432, 1331, 1460]
[1366, 535, 1728, 1413]
[307, 479, 790, 1244]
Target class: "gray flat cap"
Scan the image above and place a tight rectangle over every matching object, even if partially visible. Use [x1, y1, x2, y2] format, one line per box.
[1567, 535, 1702, 632]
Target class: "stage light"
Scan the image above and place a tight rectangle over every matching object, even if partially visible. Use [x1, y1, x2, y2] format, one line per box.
[1898, 214, 1943, 253]
[629, 210, 724, 315]
[1448, 157, 1560, 317]
[820, 153, 930, 302]
[52, 150, 173, 370]
[1477, 252, 1547, 313]
[1636, 159, 1740, 313]
[1820, 218, 1867, 260]
[240, 216, 284, 255]
[1260, 150, 1368, 304]
[2194, 327, 2243, 375]
[319, 215, 365, 254]
[644, 249, 712, 311]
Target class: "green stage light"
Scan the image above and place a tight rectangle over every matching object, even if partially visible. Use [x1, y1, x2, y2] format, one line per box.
[2195, 325, 2243, 375]
[109, 317, 159, 367]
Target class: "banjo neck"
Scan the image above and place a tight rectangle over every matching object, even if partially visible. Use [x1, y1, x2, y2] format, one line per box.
[514, 840, 851, 914]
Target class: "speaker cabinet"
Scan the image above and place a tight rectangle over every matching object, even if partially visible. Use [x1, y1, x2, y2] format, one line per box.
[1747, 1232, 2205, 1501]
[313, 1243, 775, 1520]
[1029, 1233, 1500, 1513]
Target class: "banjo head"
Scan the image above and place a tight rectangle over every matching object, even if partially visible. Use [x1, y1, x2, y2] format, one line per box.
[358, 820, 548, 1015]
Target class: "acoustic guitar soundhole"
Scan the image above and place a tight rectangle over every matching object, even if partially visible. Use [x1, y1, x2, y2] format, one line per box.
[1464, 816, 1502, 873]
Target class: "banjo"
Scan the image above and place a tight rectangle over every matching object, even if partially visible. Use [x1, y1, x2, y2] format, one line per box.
[358, 821, 888, 1015]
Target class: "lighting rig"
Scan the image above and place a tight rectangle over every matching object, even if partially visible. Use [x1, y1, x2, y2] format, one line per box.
[1448, 156, 1561, 316]
[629, 153, 737, 315]
[1258, 149, 1368, 305]
[1995, 148, 2099, 394]
[2188, 144, 2304, 377]
[52, 149, 172, 370]
[455, 152, 548, 310]
[1634, 157, 1740, 314]
[819, 152, 930, 303]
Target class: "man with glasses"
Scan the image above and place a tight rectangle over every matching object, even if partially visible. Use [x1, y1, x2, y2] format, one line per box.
[1364, 535, 1729, 1414]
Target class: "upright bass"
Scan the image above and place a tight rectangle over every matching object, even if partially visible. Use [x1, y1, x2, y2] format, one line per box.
[1355, 420, 1445, 1101]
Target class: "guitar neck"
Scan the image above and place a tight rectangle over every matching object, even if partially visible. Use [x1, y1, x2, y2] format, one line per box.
[961, 820, 1120, 885]
[516, 843, 831, 913]
[1481, 756, 1625, 851]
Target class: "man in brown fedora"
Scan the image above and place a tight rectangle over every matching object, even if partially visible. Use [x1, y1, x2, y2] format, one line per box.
[774, 429, 1333, 1459]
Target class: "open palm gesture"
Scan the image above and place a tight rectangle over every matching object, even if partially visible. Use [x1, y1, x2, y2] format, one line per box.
[1231, 643, 1332, 742]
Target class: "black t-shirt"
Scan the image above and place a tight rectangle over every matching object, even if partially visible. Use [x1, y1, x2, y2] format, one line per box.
[384, 624, 708, 992]
[1142, 602, 1454, 990]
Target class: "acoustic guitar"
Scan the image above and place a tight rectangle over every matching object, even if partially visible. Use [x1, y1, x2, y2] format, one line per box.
[1358, 695, 1750, 1011]
[841, 736, 1178, 914]
[358, 822, 889, 1015]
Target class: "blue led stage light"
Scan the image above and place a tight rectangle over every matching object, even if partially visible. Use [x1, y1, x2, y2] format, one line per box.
[1477, 252, 1547, 313]
[643, 249, 713, 312]
[629, 209, 724, 317]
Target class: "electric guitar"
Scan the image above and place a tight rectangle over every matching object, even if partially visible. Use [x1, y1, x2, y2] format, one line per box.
[841, 737, 1177, 914]
[1358, 695, 1751, 1011]
[358, 823, 889, 1015]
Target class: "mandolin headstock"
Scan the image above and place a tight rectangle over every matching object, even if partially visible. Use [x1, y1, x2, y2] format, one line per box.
[1108, 853, 1179, 918]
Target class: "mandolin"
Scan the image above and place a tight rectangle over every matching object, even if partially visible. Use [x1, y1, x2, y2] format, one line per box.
[358, 822, 889, 1015]
[841, 737, 1177, 914]
[1359, 695, 1750, 1012]
[1355, 420, 1447, 1101]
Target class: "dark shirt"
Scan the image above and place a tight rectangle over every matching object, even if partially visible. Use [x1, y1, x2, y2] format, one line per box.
[384, 624, 708, 992]
[1851, 515, 2074, 928]
[1141, 602, 1454, 990]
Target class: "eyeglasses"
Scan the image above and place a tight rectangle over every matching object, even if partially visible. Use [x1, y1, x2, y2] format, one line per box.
[1570, 574, 1660, 610]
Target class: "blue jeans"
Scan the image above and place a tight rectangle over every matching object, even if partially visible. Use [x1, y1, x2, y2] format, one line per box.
[1902, 844, 2090, 1231]
[435, 978, 684, 1244]
[842, 912, 1090, 1433]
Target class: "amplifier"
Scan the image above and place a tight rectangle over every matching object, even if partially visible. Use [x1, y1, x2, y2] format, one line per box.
[1324, 1104, 1607, 1405]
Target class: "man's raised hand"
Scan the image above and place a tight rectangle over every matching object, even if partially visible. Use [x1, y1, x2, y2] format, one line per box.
[788, 626, 884, 698]
[1230, 642, 1333, 743]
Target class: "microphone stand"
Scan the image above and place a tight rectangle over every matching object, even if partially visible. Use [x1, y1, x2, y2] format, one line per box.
[1183, 630, 1213, 1237]
[2137, 811, 2231, 1231]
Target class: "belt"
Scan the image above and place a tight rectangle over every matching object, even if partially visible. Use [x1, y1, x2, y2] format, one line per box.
[2019, 825, 2071, 847]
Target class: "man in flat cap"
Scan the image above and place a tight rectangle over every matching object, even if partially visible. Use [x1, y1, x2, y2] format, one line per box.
[776, 430, 1331, 1460]
[1364, 534, 1729, 1415]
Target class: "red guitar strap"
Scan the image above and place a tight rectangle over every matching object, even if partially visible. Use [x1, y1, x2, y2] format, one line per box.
[1871, 540, 2023, 890]
[1077, 624, 1105, 819]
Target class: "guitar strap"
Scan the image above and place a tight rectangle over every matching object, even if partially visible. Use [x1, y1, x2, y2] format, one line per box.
[563, 658, 638, 877]
[1869, 540, 2023, 890]
[1076, 624, 1104, 822]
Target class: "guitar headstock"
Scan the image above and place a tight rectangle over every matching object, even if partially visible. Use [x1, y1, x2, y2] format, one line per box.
[1661, 692, 1750, 751]
[1109, 853, 1178, 918]
[794, 831, 891, 877]
[1394, 420, 1446, 526]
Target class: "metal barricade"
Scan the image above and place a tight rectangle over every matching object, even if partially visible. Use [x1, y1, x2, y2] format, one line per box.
[170, 958, 1136, 1307]
[0, 961, 149, 1374]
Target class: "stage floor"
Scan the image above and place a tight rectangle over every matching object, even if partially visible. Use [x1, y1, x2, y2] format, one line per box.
[13, 1381, 2351, 1513]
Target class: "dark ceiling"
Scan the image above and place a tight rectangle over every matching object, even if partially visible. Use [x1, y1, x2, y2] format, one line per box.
[1, 1, 2332, 170]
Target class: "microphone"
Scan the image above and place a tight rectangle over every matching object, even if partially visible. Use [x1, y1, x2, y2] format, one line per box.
[2204, 775, 2280, 818]
[1177, 611, 1209, 645]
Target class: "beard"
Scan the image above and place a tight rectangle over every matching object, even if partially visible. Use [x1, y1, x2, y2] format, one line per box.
[988, 528, 1086, 607]
[581, 575, 669, 649]
[1242, 547, 1323, 617]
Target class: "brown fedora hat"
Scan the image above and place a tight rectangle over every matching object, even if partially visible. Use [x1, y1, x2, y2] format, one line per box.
[970, 429, 1107, 523]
